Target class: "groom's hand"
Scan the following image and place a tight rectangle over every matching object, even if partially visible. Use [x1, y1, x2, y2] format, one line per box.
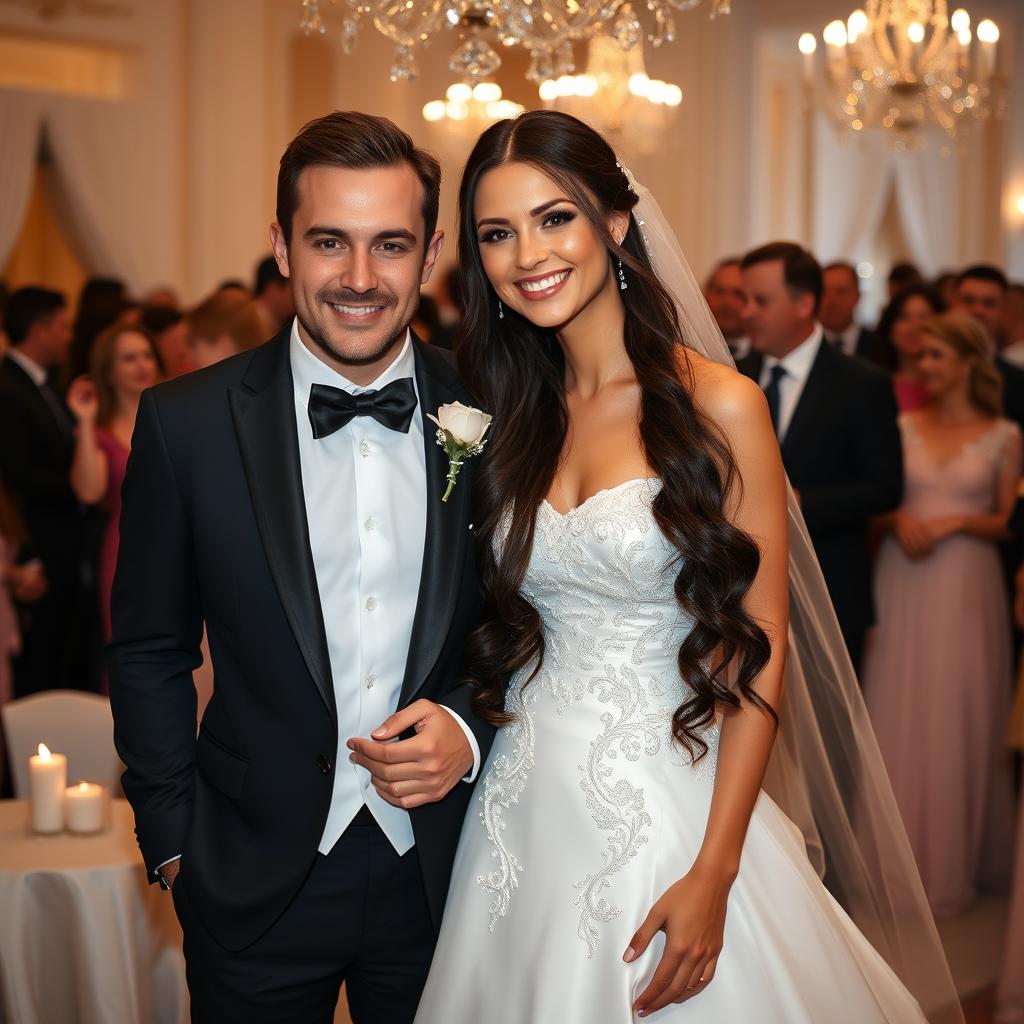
[347, 700, 474, 809]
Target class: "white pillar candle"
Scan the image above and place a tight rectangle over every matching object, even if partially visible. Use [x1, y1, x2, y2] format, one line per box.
[65, 781, 106, 834]
[29, 743, 67, 834]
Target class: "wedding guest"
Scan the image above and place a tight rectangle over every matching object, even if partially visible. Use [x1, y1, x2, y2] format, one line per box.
[68, 277, 128, 381]
[737, 242, 902, 672]
[872, 285, 945, 411]
[140, 305, 191, 379]
[704, 257, 750, 359]
[997, 564, 1024, 1024]
[215, 279, 250, 303]
[955, 265, 1024, 431]
[863, 311, 1019, 917]
[252, 255, 295, 338]
[1002, 283, 1024, 368]
[887, 261, 924, 300]
[0, 287, 83, 696]
[820, 261, 876, 359]
[933, 270, 960, 310]
[187, 292, 264, 369]
[67, 325, 160, 645]
[142, 286, 180, 310]
[0, 487, 47, 792]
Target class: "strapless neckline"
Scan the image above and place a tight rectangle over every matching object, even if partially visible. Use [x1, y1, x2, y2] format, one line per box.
[540, 476, 661, 519]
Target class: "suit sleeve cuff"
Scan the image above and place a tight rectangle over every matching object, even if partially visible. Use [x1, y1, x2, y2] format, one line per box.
[437, 705, 482, 783]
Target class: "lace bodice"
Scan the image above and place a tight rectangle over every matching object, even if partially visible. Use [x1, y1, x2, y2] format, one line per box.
[515, 477, 693, 691]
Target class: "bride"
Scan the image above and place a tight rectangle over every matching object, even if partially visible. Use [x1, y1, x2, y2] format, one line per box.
[413, 111, 960, 1022]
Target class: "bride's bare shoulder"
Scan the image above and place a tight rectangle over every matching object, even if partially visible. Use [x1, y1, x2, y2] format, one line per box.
[675, 346, 770, 435]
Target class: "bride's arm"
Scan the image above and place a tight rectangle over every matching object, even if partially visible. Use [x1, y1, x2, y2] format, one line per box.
[626, 362, 790, 1018]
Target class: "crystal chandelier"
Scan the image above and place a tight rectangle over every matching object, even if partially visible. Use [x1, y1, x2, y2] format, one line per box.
[299, 0, 732, 85]
[538, 36, 682, 154]
[798, 2, 1003, 139]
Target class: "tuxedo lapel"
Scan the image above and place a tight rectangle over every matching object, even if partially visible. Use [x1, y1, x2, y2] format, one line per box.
[781, 341, 835, 464]
[399, 339, 473, 706]
[228, 334, 335, 719]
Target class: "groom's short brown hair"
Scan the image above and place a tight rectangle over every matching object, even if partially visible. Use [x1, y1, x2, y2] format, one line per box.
[276, 110, 441, 249]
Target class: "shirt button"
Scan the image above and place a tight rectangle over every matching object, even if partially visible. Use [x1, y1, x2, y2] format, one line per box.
[366, 673, 376, 689]
[364, 517, 376, 532]
[359, 440, 371, 458]
[365, 596, 377, 611]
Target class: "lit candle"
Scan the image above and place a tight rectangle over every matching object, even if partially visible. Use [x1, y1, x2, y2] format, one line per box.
[29, 743, 67, 834]
[976, 19, 999, 81]
[65, 781, 106, 834]
[798, 33, 817, 84]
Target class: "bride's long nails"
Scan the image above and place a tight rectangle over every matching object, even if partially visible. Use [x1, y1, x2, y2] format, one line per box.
[623, 946, 636, 962]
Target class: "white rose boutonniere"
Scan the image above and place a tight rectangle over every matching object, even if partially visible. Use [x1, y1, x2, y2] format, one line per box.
[427, 402, 493, 502]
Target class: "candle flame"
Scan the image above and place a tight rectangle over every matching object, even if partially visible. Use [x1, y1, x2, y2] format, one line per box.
[79, 781, 89, 792]
[38, 743, 51, 760]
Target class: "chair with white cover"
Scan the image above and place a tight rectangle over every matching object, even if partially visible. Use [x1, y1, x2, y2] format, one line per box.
[2, 690, 123, 798]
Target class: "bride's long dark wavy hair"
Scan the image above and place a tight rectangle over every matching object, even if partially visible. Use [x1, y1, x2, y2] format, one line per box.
[457, 110, 774, 757]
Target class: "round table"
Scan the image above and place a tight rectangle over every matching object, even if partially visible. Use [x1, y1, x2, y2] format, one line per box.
[0, 799, 186, 1024]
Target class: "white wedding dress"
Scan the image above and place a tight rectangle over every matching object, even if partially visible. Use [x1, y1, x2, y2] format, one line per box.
[415, 478, 927, 1023]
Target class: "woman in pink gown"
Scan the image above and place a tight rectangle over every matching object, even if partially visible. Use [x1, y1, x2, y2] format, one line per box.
[872, 284, 945, 412]
[863, 311, 1020, 919]
[68, 325, 160, 651]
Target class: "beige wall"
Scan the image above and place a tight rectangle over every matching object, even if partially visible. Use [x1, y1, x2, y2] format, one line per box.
[2, 0, 1023, 308]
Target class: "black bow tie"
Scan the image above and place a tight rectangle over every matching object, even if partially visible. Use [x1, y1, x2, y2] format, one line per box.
[307, 378, 418, 438]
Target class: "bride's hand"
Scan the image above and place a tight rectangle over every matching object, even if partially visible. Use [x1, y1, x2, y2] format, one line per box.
[623, 862, 731, 1017]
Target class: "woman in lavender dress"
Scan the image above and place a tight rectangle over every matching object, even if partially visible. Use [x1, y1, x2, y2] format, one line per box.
[864, 311, 1020, 918]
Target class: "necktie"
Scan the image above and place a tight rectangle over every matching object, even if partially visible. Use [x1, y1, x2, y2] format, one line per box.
[764, 364, 787, 436]
[307, 378, 418, 438]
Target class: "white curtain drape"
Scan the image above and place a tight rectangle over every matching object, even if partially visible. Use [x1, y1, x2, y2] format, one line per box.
[41, 96, 179, 297]
[0, 90, 44, 270]
[810, 114, 894, 266]
[893, 148, 962, 278]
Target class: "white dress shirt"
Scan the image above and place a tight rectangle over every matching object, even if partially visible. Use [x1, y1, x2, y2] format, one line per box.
[728, 335, 752, 361]
[759, 324, 824, 443]
[290, 321, 479, 857]
[826, 322, 861, 358]
[8, 348, 48, 386]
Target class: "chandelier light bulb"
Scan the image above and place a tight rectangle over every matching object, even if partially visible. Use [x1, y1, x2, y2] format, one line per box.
[574, 75, 598, 97]
[846, 9, 867, 43]
[628, 72, 651, 97]
[473, 82, 502, 102]
[957, 27, 971, 46]
[1017, 195, 1024, 216]
[445, 100, 469, 120]
[446, 82, 472, 103]
[664, 84, 683, 106]
[906, 21, 925, 44]
[823, 20, 848, 47]
[950, 9, 970, 33]
[538, 79, 558, 101]
[422, 100, 446, 121]
[798, 33, 817, 55]
[976, 19, 999, 44]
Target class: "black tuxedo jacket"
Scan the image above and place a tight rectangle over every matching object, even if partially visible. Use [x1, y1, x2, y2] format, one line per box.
[996, 356, 1024, 433]
[108, 330, 494, 951]
[737, 342, 903, 640]
[0, 355, 77, 560]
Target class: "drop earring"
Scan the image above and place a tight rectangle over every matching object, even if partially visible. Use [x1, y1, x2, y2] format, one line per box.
[498, 299, 505, 319]
[617, 260, 627, 291]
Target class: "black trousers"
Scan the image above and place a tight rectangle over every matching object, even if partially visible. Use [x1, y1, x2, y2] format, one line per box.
[173, 817, 436, 1024]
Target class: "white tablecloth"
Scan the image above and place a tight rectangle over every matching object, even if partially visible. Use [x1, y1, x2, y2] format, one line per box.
[0, 799, 186, 1024]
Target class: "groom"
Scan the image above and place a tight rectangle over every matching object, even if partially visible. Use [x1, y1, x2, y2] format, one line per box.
[108, 111, 494, 1022]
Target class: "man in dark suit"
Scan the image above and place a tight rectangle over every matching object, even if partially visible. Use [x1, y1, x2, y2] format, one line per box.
[704, 257, 751, 360]
[955, 264, 1024, 431]
[737, 243, 903, 674]
[109, 112, 495, 1023]
[819, 261, 877, 361]
[0, 287, 80, 696]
